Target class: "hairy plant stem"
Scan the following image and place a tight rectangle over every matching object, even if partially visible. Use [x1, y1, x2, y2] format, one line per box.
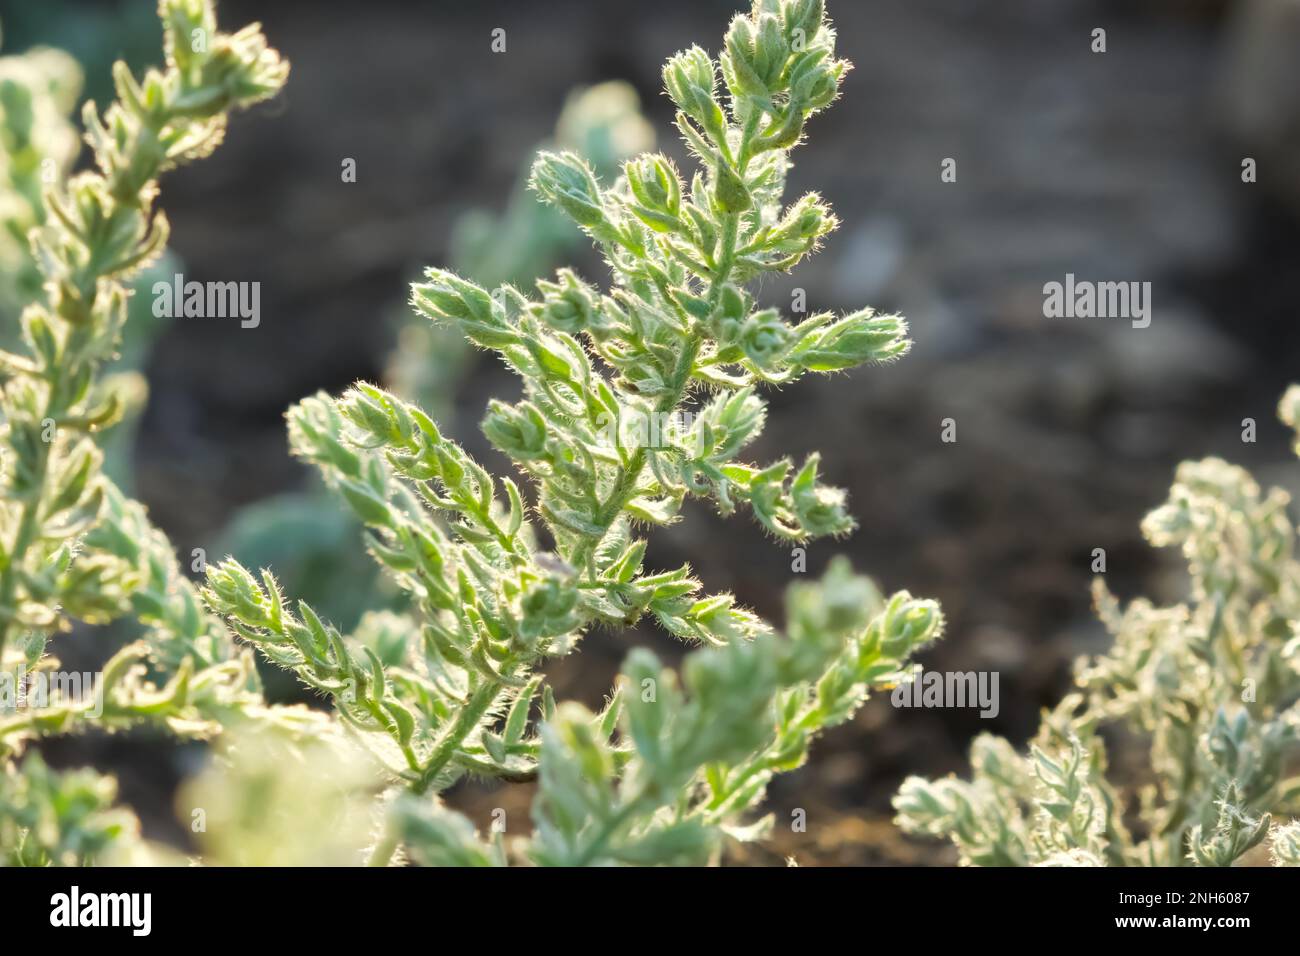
[573, 335, 701, 577]
[708, 213, 741, 307]
[369, 682, 508, 865]
[572, 200, 743, 578]
[411, 679, 505, 795]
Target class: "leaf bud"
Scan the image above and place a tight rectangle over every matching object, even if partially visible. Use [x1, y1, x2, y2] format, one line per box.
[740, 308, 790, 369]
[713, 160, 751, 213]
[536, 269, 599, 334]
[624, 155, 683, 232]
[789, 454, 853, 538]
[482, 400, 549, 462]
[876, 592, 944, 660]
[411, 269, 519, 348]
[790, 310, 910, 371]
[529, 151, 607, 229]
[663, 47, 726, 142]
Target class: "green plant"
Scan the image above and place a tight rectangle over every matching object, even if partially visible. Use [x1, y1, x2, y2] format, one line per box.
[0, 25, 188, 491]
[894, 387, 1300, 867]
[0, 0, 286, 660]
[0, 751, 142, 867]
[202, 0, 942, 866]
[0, 0, 288, 865]
[0, 29, 83, 315]
[1, 0, 939, 868]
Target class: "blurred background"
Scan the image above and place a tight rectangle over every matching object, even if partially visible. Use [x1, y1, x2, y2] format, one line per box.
[2, 0, 1298, 864]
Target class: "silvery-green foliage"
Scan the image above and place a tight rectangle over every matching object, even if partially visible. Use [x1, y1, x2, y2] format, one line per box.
[380, 559, 940, 866]
[0, 0, 288, 864]
[204, 0, 942, 866]
[521, 563, 940, 866]
[1272, 819, 1300, 866]
[0, 751, 140, 867]
[0, 0, 287, 656]
[0, 30, 183, 492]
[0, 35, 83, 314]
[895, 388, 1300, 867]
